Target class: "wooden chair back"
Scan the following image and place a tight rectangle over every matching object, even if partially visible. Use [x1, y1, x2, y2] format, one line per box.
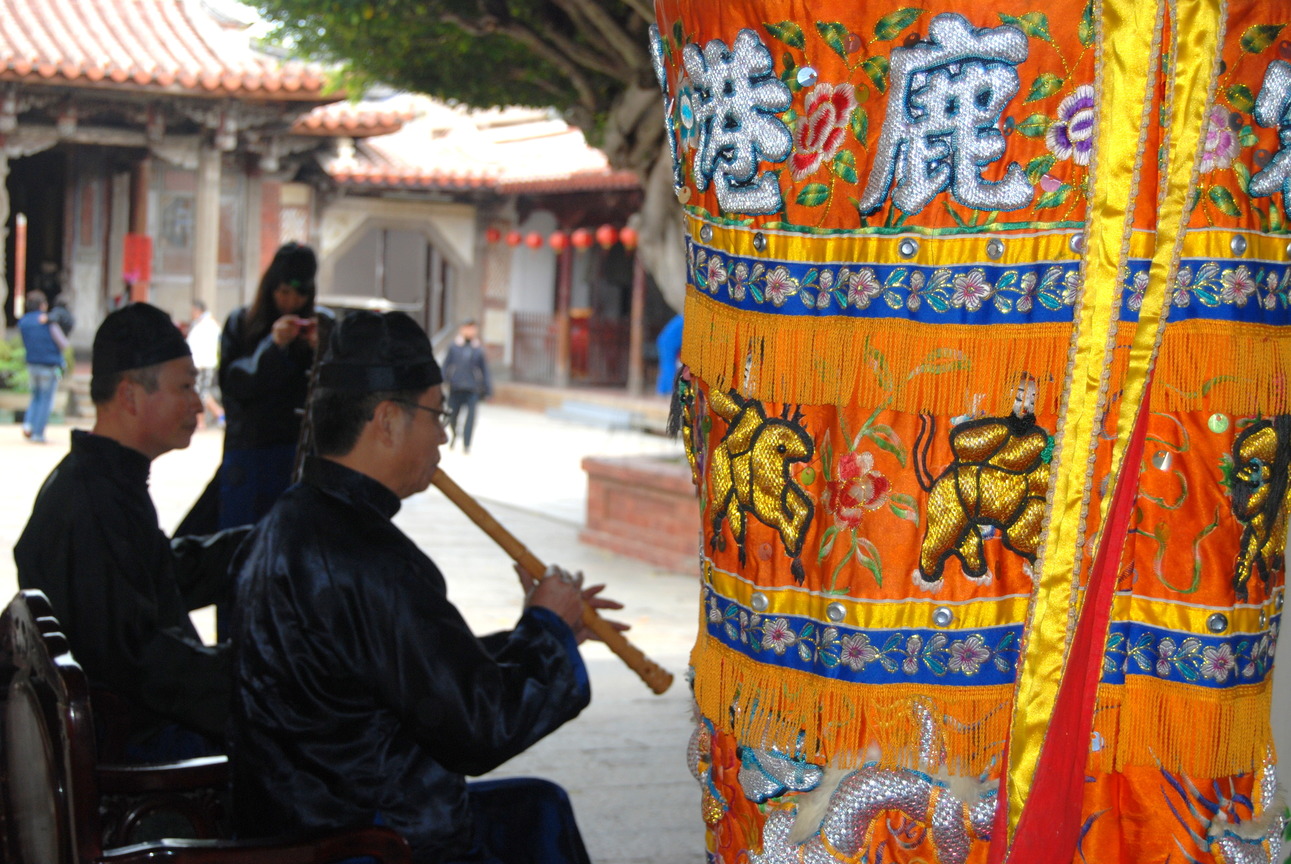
[0, 589, 102, 864]
[0, 589, 413, 864]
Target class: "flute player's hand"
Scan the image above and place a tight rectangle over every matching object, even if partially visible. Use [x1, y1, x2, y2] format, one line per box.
[520, 564, 628, 645]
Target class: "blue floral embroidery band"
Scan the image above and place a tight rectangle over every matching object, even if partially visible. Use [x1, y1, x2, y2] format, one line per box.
[687, 237, 1291, 326]
[705, 586, 1280, 690]
[1101, 616, 1281, 688]
[704, 587, 1021, 686]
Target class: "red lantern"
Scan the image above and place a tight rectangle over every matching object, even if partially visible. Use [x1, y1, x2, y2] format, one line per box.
[484, 226, 502, 244]
[525, 231, 544, 249]
[549, 230, 569, 251]
[571, 228, 594, 250]
[505, 230, 523, 247]
[619, 225, 638, 250]
[596, 224, 618, 248]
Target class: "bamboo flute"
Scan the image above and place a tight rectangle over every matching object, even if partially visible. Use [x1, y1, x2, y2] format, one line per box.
[431, 470, 675, 695]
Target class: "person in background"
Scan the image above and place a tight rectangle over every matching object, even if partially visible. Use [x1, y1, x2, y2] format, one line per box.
[187, 299, 224, 429]
[17, 290, 68, 444]
[654, 313, 684, 397]
[232, 311, 619, 863]
[442, 319, 491, 454]
[217, 242, 328, 529]
[15, 303, 246, 761]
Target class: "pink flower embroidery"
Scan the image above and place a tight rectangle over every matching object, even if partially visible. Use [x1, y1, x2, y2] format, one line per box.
[1127, 270, 1149, 311]
[902, 634, 923, 675]
[839, 633, 880, 671]
[706, 254, 729, 291]
[825, 451, 891, 529]
[1200, 105, 1241, 174]
[1200, 643, 1236, 683]
[1155, 637, 1176, 676]
[1220, 265, 1256, 306]
[844, 267, 882, 309]
[763, 265, 799, 306]
[762, 617, 797, 655]
[951, 268, 993, 311]
[790, 83, 857, 180]
[947, 634, 992, 676]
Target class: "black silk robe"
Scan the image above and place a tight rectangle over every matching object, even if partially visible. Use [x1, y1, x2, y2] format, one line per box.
[14, 430, 244, 742]
[230, 458, 591, 862]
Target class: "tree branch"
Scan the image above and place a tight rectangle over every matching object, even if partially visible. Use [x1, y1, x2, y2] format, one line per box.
[442, 10, 601, 112]
[548, 0, 648, 77]
[530, 18, 625, 81]
[619, 0, 654, 25]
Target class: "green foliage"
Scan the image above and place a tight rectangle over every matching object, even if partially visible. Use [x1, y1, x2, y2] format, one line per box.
[0, 336, 28, 391]
[1025, 73, 1064, 103]
[252, 0, 649, 124]
[873, 9, 923, 42]
[1240, 23, 1285, 54]
[764, 21, 806, 49]
[815, 21, 850, 60]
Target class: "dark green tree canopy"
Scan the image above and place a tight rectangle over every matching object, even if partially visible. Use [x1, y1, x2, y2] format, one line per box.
[254, 0, 657, 139]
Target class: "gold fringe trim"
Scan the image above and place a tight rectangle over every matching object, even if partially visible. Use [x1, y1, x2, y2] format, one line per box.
[683, 290, 1291, 417]
[1153, 319, 1291, 416]
[682, 290, 1075, 417]
[1094, 677, 1275, 777]
[691, 637, 1013, 776]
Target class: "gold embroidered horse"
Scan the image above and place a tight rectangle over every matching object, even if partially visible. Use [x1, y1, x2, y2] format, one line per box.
[708, 388, 814, 582]
[914, 412, 1051, 583]
[1230, 415, 1291, 600]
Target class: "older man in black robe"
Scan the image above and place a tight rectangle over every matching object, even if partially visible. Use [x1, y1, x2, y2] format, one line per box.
[15, 303, 247, 761]
[230, 311, 617, 863]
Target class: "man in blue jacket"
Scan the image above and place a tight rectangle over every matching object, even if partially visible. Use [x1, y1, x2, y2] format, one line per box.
[16, 290, 68, 443]
[442, 319, 491, 454]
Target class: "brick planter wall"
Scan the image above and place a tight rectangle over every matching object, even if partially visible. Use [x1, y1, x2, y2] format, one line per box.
[581, 455, 700, 574]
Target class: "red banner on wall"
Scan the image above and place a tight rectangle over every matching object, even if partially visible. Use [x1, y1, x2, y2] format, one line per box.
[122, 233, 152, 286]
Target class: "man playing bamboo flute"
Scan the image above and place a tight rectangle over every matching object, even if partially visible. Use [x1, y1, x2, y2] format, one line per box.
[229, 310, 622, 864]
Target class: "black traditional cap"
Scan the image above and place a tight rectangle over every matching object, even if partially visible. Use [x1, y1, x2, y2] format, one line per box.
[318, 310, 443, 391]
[91, 302, 191, 387]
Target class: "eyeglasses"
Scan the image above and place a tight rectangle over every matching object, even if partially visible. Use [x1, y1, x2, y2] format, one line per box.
[395, 400, 452, 427]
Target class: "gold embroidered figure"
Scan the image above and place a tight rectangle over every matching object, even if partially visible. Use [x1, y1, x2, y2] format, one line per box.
[914, 410, 1052, 583]
[1229, 415, 1291, 600]
[707, 388, 814, 582]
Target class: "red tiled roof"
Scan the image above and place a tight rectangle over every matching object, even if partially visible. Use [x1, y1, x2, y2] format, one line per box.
[0, 0, 328, 99]
[496, 169, 641, 195]
[322, 99, 643, 196]
[330, 163, 498, 191]
[292, 102, 412, 138]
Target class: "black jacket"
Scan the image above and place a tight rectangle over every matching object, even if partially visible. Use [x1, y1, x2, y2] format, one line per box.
[230, 458, 589, 862]
[442, 339, 492, 396]
[219, 307, 326, 449]
[15, 431, 246, 743]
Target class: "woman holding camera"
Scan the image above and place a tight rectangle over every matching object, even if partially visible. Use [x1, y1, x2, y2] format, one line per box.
[217, 242, 330, 530]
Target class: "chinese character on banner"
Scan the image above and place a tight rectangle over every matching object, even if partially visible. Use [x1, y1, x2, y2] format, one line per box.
[859, 13, 1034, 216]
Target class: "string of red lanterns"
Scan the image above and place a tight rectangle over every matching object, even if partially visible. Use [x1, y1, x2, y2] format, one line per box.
[484, 223, 637, 251]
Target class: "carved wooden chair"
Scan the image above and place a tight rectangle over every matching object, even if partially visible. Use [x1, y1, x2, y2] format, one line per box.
[0, 589, 411, 864]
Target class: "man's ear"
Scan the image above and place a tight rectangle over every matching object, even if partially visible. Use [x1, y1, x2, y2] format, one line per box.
[371, 399, 404, 448]
[116, 376, 139, 416]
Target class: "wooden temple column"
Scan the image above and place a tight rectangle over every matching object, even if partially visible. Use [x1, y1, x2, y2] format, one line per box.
[626, 253, 647, 395]
[553, 243, 573, 388]
[192, 143, 220, 314]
